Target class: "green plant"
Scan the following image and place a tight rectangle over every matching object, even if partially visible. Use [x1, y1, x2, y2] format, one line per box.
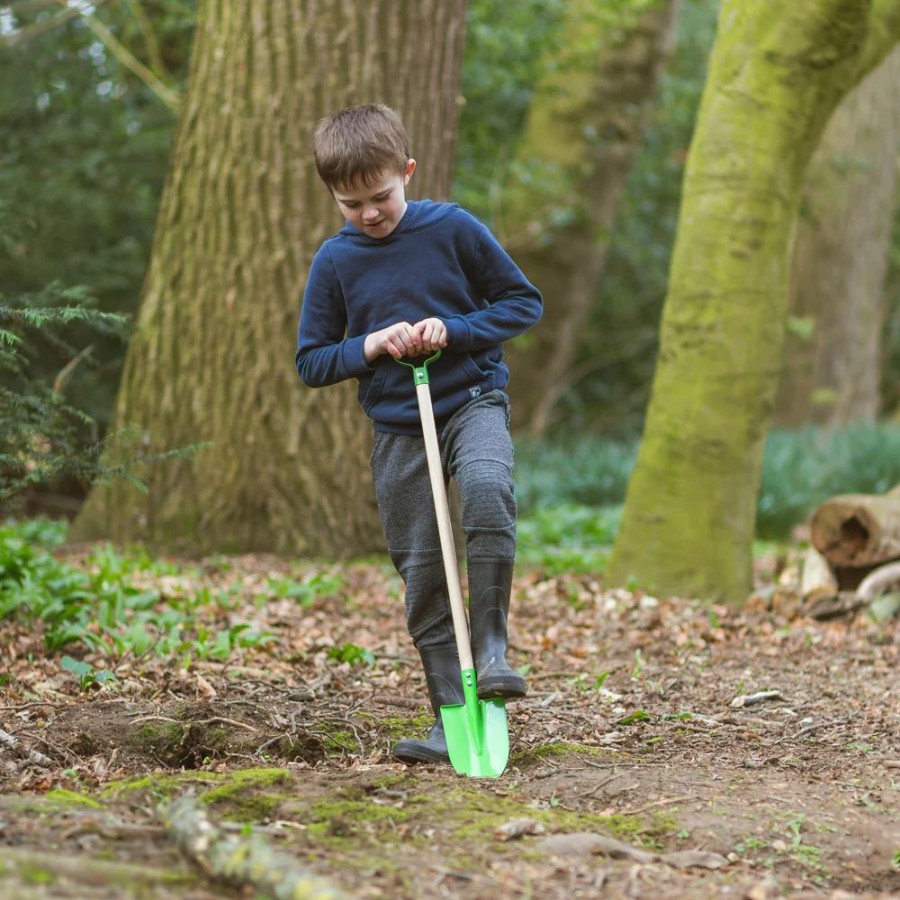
[515, 439, 636, 514]
[60, 655, 117, 691]
[0, 520, 275, 664]
[1, 284, 132, 507]
[328, 643, 375, 667]
[631, 649, 643, 680]
[516, 503, 620, 575]
[189, 623, 276, 662]
[616, 709, 651, 726]
[266, 571, 345, 607]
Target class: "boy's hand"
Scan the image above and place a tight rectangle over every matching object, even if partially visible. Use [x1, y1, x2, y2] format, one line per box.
[364, 322, 422, 362]
[412, 318, 448, 353]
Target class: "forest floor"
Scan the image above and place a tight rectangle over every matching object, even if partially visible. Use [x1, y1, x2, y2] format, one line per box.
[0, 545, 898, 899]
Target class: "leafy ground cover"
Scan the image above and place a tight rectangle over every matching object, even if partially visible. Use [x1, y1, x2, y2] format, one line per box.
[0, 539, 898, 899]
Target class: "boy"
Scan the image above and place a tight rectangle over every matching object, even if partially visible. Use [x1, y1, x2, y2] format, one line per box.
[296, 104, 542, 765]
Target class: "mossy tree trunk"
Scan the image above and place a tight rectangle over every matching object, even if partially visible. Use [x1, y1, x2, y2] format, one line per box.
[607, 0, 900, 603]
[72, 0, 468, 555]
[501, 0, 680, 435]
[775, 47, 900, 426]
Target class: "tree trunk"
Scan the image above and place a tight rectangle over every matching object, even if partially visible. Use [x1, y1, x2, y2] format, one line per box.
[607, 0, 900, 603]
[72, 0, 468, 556]
[501, 0, 680, 436]
[775, 47, 900, 426]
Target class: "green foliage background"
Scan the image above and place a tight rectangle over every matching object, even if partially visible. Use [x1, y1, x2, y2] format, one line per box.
[0, 1, 194, 426]
[2, 0, 899, 539]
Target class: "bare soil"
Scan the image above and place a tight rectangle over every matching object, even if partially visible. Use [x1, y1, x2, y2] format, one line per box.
[0, 552, 898, 899]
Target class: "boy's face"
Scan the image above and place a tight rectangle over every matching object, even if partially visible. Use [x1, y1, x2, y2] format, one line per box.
[332, 160, 416, 239]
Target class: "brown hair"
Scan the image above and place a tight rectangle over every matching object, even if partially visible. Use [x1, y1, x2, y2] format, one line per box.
[313, 104, 411, 191]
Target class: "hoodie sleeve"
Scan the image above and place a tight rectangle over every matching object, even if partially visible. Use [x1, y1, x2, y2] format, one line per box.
[295, 245, 371, 387]
[442, 215, 543, 352]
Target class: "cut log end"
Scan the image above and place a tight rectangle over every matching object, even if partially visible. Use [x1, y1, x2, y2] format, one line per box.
[810, 494, 900, 568]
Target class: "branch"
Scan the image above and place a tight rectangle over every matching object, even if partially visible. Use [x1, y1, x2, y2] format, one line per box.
[0, 726, 54, 768]
[161, 794, 346, 900]
[60, 1, 181, 112]
[0, 0, 108, 48]
[52, 343, 95, 394]
[2, 1, 181, 112]
[126, 0, 173, 81]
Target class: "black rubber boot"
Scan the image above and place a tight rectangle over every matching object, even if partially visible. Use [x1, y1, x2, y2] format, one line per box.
[392, 644, 463, 764]
[468, 557, 527, 700]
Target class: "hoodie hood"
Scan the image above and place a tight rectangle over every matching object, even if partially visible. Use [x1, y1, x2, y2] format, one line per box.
[339, 200, 459, 243]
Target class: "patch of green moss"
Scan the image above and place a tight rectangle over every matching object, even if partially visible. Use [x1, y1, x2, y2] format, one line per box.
[21, 866, 56, 886]
[44, 789, 103, 810]
[604, 811, 679, 847]
[101, 770, 222, 800]
[137, 723, 183, 744]
[368, 773, 408, 791]
[388, 781, 678, 853]
[320, 728, 358, 754]
[359, 711, 431, 742]
[306, 797, 412, 845]
[199, 768, 292, 822]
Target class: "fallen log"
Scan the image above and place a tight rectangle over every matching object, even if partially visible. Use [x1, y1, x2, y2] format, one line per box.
[809, 487, 900, 569]
[855, 559, 900, 603]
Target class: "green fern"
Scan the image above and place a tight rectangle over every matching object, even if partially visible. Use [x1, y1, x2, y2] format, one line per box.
[0, 283, 130, 506]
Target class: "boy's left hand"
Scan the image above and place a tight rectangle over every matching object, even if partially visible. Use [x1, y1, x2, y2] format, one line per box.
[412, 317, 448, 353]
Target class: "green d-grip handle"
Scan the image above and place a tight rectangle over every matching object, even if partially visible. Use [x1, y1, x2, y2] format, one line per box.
[396, 348, 442, 385]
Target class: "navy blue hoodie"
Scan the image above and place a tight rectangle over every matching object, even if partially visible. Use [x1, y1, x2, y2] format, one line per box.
[296, 200, 542, 435]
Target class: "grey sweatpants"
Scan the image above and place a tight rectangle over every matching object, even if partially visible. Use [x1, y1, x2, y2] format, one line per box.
[370, 390, 516, 650]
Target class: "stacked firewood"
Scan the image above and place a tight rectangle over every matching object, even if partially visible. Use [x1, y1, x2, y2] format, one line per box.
[798, 484, 900, 620]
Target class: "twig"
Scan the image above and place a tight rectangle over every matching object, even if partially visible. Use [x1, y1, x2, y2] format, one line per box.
[0, 701, 70, 712]
[254, 735, 284, 755]
[586, 774, 623, 798]
[53, 344, 95, 394]
[0, 727, 53, 768]
[129, 715, 180, 725]
[730, 690, 784, 709]
[0, 0, 109, 48]
[771, 717, 850, 744]
[618, 795, 694, 816]
[197, 717, 258, 733]
[24, 731, 83, 766]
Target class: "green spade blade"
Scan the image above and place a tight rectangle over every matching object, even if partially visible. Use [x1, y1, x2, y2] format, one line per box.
[441, 668, 509, 778]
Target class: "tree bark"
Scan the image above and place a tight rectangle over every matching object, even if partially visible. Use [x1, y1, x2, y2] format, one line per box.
[775, 47, 900, 426]
[72, 0, 468, 556]
[501, 0, 681, 436]
[607, 0, 900, 603]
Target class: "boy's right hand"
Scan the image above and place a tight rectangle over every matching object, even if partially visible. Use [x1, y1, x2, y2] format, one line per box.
[364, 322, 422, 363]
